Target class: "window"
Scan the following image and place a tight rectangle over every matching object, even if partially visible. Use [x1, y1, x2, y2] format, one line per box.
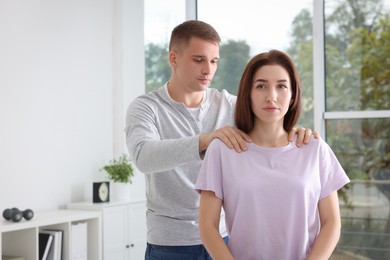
[198, 0, 314, 128]
[324, 0, 390, 258]
[144, 0, 185, 93]
[144, 1, 390, 257]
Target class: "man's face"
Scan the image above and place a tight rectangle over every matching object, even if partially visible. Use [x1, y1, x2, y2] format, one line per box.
[173, 37, 219, 93]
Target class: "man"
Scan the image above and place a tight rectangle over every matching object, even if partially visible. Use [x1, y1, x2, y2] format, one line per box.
[125, 20, 314, 259]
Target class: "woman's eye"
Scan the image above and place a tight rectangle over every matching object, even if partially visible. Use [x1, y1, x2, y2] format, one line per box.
[278, 84, 287, 89]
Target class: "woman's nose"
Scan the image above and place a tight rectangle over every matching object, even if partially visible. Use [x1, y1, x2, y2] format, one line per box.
[266, 88, 277, 103]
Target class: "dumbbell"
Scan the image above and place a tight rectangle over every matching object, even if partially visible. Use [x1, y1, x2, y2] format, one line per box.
[2, 208, 34, 222]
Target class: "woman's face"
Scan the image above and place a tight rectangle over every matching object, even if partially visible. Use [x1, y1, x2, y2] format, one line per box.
[250, 64, 293, 126]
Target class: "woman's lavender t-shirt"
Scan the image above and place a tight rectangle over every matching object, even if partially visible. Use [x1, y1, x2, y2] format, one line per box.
[195, 137, 350, 260]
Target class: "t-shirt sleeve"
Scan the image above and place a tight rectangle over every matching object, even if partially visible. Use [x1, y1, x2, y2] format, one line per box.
[195, 140, 224, 200]
[319, 138, 351, 200]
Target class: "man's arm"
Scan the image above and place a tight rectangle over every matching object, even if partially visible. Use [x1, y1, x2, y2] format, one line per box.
[125, 98, 201, 173]
[199, 126, 252, 153]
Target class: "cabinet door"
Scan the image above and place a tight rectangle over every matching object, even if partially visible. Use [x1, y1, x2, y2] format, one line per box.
[128, 201, 147, 259]
[103, 205, 129, 260]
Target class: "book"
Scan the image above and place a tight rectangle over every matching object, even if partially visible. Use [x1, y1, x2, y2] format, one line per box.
[39, 233, 54, 260]
[40, 229, 64, 260]
[71, 222, 88, 260]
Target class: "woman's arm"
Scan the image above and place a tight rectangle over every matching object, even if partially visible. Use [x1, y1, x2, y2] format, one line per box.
[199, 190, 234, 260]
[307, 191, 341, 260]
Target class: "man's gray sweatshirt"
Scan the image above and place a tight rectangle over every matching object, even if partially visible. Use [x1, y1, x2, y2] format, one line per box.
[125, 84, 236, 246]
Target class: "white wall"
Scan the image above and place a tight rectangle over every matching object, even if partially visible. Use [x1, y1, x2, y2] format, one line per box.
[122, 0, 146, 199]
[0, 0, 145, 211]
[114, 0, 146, 200]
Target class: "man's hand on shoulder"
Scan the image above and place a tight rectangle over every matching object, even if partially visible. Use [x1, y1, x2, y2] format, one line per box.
[288, 127, 320, 147]
[199, 126, 252, 153]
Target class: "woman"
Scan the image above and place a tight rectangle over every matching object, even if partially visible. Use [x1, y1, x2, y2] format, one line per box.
[195, 50, 350, 260]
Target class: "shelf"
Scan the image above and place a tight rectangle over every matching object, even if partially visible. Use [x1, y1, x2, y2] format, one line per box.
[1, 209, 102, 260]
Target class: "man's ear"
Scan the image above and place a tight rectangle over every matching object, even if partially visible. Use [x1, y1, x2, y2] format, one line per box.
[169, 51, 177, 67]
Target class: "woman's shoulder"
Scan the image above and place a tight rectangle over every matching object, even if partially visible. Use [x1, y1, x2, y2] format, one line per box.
[295, 136, 333, 154]
[207, 138, 239, 155]
[208, 138, 226, 150]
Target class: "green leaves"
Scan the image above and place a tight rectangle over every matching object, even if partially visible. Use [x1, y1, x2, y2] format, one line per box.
[103, 155, 134, 183]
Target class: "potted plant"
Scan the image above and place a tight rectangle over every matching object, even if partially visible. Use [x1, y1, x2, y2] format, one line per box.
[103, 155, 134, 183]
[103, 155, 134, 201]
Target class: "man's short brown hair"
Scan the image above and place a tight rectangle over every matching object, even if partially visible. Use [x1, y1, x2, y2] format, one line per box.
[169, 20, 221, 52]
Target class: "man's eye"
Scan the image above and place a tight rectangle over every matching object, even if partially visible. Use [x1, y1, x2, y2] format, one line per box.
[194, 58, 202, 62]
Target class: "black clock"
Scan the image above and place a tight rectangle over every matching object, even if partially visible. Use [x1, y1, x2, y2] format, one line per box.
[93, 181, 110, 203]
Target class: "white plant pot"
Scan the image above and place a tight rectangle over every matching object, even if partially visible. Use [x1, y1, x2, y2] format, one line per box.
[111, 182, 131, 202]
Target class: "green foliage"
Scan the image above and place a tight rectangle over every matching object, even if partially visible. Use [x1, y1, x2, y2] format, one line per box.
[339, 216, 390, 259]
[325, 0, 390, 186]
[287, 8, 314, 129]
[103, 155, 134, 184]
[322, 1, 390, 256]
[325, 0, 389, 112]
[212, 40, 250, 95]
[145, 43, 170, 93]
[347, 17, 390, 110]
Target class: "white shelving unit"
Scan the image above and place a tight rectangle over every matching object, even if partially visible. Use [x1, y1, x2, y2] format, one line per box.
[67, 200, 146, 260]
[0, 210, 102, 260]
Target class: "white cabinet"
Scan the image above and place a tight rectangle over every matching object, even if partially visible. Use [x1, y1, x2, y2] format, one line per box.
[104, 204, 128, 259]
[67, 200, 147, 260]
[0, 210, 102, 260]
[127, 202, 147, 259]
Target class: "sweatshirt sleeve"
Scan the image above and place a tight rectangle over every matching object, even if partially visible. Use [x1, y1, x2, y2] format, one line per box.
[125, 96, 201, 174]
